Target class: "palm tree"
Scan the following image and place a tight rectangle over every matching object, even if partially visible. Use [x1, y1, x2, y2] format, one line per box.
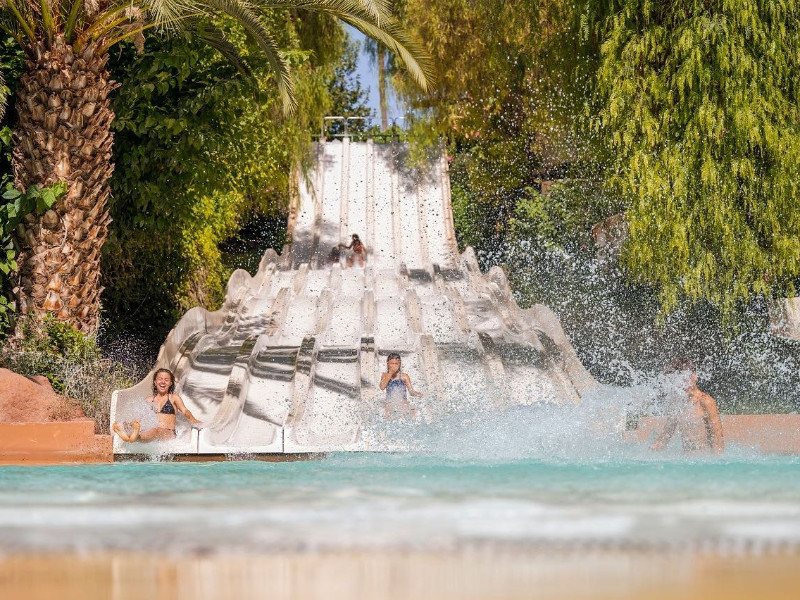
[0, 68, 7, 121]
[1, 0, 431, 332]
[363, 37, 388, 131]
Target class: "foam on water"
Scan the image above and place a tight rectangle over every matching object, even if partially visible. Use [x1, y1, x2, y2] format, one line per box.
[367, 376, 761, 463]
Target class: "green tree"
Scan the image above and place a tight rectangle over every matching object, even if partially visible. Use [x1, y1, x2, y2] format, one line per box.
[102, 18, 350, 339]
[0, 0, 432, 333]
[363, 37, 389, 130]
[590, 0, 800, 314]
[326, 34, 371, 136]
[397, 0, 604, 263]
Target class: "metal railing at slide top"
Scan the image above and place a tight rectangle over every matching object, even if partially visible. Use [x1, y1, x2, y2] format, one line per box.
[315, 116, 408, 142]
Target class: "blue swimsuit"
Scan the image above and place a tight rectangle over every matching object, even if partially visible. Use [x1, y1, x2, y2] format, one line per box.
[386, 377, 408, 402]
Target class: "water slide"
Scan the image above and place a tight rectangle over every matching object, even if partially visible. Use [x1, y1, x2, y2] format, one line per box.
[111, 139, 596, 454]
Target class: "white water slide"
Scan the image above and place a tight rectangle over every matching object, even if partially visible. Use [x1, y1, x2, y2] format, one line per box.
[111, 140, 596, 454]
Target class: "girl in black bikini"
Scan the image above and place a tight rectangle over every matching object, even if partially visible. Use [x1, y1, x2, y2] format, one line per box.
[113, 368, 201, 443]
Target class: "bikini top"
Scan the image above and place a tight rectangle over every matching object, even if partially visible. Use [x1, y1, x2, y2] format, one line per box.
[154, 395, 176, 415]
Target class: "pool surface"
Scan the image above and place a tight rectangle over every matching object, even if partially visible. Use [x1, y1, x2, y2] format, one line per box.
[2, 454, 800, 554]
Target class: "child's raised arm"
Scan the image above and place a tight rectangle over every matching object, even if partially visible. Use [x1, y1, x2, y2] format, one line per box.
[379, 372, 392, 391]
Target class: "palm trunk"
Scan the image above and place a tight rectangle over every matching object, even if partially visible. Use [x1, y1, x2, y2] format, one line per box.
[12, 35, 115, 333]
[377, 44, 388, 132]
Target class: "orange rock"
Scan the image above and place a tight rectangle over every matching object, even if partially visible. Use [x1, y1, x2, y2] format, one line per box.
[0, 368, 85, 423]
[25, 374, 53, 390]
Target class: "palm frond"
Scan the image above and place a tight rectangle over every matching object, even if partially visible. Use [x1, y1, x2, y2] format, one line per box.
[190, 22, 253, 78]
[98, 19, 166, 53]
[39, 0, 55, 40]
[92, 7, 201, 52]
[147, 0, 196, 31]
[1, 0, 36, 41]
[263, 0, 392, 25]
[355, 0, 391, 25]
[199, 0, 295, 113]
[329, 13, 433, 92]
[255, 0, 432, 92]
[63, 0, 84, 42]
[0, 15, 25, 46]
[83, 4, 137, 40]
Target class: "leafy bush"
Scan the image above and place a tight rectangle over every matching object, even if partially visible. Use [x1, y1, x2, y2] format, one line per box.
[508, 180, 621, 254]
[0, 316, 135, 432]
[13, 316, 100, 365]
[102, 21, 358, 343]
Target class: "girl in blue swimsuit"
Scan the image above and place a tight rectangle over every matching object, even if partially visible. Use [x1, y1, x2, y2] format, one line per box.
[379, 353, 423, 418]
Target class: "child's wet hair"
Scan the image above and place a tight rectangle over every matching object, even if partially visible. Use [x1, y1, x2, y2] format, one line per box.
[387, 352, 401, 362]
[152, 368, 176, 395]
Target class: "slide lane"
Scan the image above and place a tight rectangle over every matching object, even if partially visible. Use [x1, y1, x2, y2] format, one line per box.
[371, 145, 397, 269]
[345, 141, 369, 248]
[315, 141, 345, 267]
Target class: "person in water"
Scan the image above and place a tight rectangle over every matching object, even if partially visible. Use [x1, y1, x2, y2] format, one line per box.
[113, 368, 201, 443]
[379, 353, 423, 419]
[338, 233, 367, 267]
[650, 358, 724, 454]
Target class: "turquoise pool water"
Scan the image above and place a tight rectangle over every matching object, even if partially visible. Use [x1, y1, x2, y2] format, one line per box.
[2, 454, 800, 554]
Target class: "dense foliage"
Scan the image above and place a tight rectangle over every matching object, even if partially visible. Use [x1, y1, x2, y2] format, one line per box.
[394, 0, 800, 408]
[103, 20, 370, 340]
[400, 0, 800, 317]
[590, 0, 800, 314]
[397, 0, 607, 266]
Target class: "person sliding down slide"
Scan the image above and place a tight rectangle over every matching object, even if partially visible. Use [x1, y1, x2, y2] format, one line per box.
[338, 233, 367, 268]
[113, 369, 202, 443]
[379, 353, 423, 419]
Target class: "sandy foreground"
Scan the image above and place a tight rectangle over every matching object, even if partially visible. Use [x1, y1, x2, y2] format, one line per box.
[1, 550, 799, 600]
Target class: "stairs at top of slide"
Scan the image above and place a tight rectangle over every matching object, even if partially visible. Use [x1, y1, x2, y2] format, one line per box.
[111, 140, 596, 454]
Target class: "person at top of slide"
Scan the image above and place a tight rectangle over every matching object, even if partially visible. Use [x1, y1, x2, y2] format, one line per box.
[113, 368, 202, 443]
[379, 353, 423, 419]
[339, 233, 367, 267]
[649, 358, 724, 455]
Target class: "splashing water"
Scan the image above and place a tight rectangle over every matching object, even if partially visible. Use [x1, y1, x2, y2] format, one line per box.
[3, 369, 799, 555]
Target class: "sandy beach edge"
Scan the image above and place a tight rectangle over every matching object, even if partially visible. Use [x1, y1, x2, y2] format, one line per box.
[1, 549, 799, 600]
